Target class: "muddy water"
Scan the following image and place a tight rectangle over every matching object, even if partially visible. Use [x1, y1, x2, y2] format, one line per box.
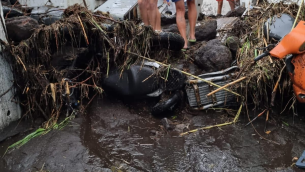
[1, 95, 305, 171]
[80, 96, 304, 172]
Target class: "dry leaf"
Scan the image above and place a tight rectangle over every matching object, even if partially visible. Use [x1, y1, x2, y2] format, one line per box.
[265, 130, 271, 134]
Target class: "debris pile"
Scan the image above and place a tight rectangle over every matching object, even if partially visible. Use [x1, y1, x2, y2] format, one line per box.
[3, 4, 173, 126]
[235, 2, 304, 109]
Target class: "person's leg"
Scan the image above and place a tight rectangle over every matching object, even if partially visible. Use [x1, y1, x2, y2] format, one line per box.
[217, 0, 223, 15]
[154, 0, 161, 31]
[228, 0, 235, 11]
[175, 0, 187, 48]
[138, 0, 149, 25]
[147, 0, 158, 30]
[187, 0, 196, 40]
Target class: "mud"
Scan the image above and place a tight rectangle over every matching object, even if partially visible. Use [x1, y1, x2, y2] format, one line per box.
[1, 96, 305, 172]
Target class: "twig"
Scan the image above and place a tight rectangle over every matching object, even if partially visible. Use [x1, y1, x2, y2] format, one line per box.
[82, 0, 88, 9]
[127, 52, 241, 97]
[180, 104, 243, 136]
[16, 55, 27, 71]
[270, 64, 286, 106]
[92, 14, 121, 23]
[207, 77, 246, 97]
[77, 15, 89, 45]
[34, 101, 48, 120]
[0, 84, 13, 98]
[5, 0, 19, 19]
[292, 0, 304, 30]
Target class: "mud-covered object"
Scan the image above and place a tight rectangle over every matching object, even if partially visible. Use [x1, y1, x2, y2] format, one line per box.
[2, 6, 23, 18]
[151, 32, 185, 51]
[226, 36, 240, 58]
[6, 16, 39, 42]
[226, 36, 240, 51]
[50, 47, 89, 71]
[195, 20, 217, 42]
[152, 91, 183, 116]
[263, 13, 295, 41]
[195, 39, 233, 72]
[41, 9, 64, 25]
[163, 24, 179, 33]
[103, 66, 160, 97]
[225, 6, 246, 17]
[161, 7, 176, 25]
[30, 7, 64, 25]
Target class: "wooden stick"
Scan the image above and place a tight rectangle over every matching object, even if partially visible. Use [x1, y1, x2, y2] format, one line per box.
[207, 77, 246, 97]
[127, 52, 242, 97]
[77, 15, 89, 45]
[180, 104, 243, 136]
[292, 0, 304, 30]
[270, 64, 286, 106]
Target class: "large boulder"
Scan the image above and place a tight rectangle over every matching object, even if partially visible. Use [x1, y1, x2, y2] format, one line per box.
[6, 16, 39, 42]
[195, 20, 217, 42]
[194, 39, 232, 72]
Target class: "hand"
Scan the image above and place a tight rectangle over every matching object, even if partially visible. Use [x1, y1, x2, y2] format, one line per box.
[163, 0, 170, 6]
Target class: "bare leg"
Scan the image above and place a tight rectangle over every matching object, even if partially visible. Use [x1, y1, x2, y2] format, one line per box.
[217, 1, 223, 15]
[175, 0, 187, 48]
[228, 0, 235, 11]
[187, 0, 197, 40]
[147, 0, 157, 30]
[155, 5, 162, 31]
[138, 0, 149, 25]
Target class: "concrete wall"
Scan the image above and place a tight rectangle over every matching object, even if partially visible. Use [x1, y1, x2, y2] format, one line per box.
[0, 3, 21, 130]
[18, 0, 105, 11]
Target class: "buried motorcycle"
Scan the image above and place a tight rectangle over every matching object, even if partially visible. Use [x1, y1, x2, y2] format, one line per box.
[255, 13, 305, 105]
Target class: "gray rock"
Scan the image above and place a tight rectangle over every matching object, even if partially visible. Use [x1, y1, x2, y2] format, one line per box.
[194, 39, 233, 72]
[195, 20, 217, 42]
[161, 118, 174, 130]
[161, 9, 176, 25]
[226, 36, 240, 52]
[3, 6, 23, 18]
[6, 16, 39, 42]
[225, 6, 246, 17]
[164, 24, 179, 33]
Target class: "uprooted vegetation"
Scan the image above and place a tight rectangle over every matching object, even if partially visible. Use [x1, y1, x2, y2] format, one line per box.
[235, 2, 304, 110]
[2, 2, 304, 130]
[3, 4, 173, 128]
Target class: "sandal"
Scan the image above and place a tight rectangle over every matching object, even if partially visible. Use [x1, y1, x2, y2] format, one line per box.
[181, 47, 189, 52]
[188, 39, 196, 43]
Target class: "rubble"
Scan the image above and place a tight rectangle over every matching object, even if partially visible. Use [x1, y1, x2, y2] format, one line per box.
[6, 16, 39, 42]
[195, 20, 217, 41]
[2, 6, 23, 18]
[194, 39, 233, 72]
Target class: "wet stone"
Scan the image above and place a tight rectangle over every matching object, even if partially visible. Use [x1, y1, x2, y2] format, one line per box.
[195, 20, 217, 42]
[164, 24, 179, 33]
[161, 118, 174, 130]
[194, 39, 232, 72]
[2, 6, 23, 18]
[5, 16, 39, 42]
[225, 6, 246, 17]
